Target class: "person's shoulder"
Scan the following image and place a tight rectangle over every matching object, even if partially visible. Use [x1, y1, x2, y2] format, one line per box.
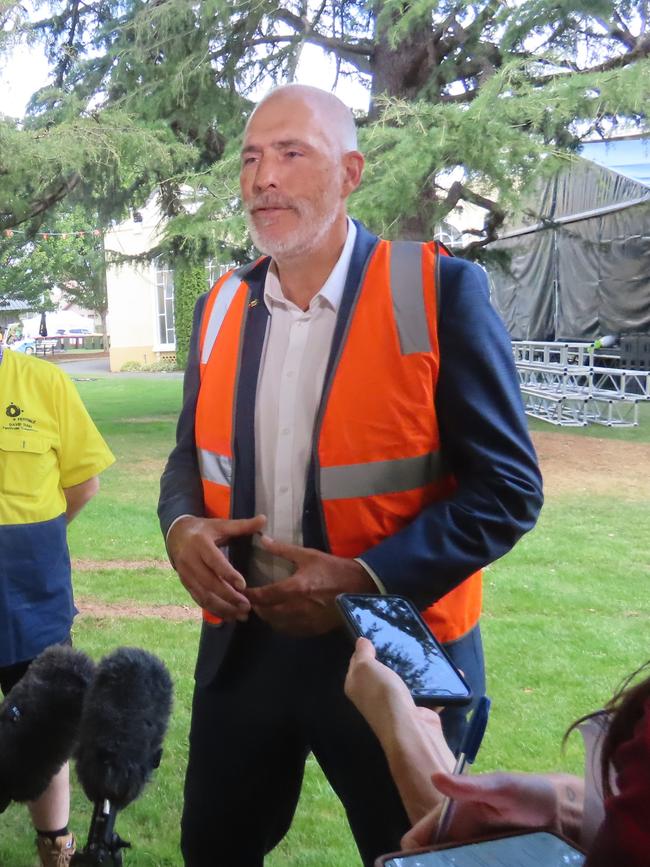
[438, 254, 489, 300]
[439, 254, 486, 281]
[6, 349, 66, 381]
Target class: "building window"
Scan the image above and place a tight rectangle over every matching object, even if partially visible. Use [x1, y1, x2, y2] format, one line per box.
[434, 221, 463, 248]
[155, 264, 175, 346]
[205, 259, 232, 288]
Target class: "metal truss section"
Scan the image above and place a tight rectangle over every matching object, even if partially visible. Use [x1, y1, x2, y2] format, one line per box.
[584, 397, 640, 427]
[512, 340, 618, 368]
[590, 368, 650, 400]
[520, 387, 589, 426]
[516, 363, 591, 394]
[513, 341, 648, 427]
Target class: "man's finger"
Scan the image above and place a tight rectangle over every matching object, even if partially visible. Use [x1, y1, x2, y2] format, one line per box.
[197, 537, 248, 592]
[182, 572, 250, 620]
[258, 535, 311, 565]
[245, 579, 294, 607]
[187, 573, 250, 614]
[202, 588, 250, 621]
[218, 514, 267, 538]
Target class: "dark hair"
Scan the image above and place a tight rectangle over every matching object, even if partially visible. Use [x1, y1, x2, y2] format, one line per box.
[564, 661, 650, 797]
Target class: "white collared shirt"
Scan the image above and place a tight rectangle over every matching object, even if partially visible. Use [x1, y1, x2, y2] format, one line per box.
[250, 219, 357, 583]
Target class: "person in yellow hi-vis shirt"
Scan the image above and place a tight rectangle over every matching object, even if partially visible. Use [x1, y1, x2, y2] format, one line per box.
[0, 344, 114, 867]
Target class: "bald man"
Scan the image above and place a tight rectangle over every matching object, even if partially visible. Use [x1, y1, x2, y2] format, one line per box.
[159, 84, 542, 866]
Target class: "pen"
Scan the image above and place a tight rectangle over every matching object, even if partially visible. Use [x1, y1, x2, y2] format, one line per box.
[433, 695, 491, 844]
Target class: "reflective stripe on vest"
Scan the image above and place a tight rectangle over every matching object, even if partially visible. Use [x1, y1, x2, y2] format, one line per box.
[320, 451, 447, 501]
[197, 449, 232, 487]
[195, 240, 482, 642]
[195, 263, 259, 529]
[390, 240, 433, 354]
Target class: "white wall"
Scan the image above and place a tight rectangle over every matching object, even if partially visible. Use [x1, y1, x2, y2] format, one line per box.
[104, 197, 171, 371]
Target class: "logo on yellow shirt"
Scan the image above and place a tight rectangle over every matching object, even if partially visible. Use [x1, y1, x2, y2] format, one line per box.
[5, 403, 22, 418]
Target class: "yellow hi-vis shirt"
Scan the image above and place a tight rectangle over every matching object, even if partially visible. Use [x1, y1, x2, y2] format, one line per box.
[0, 348, 115, 525]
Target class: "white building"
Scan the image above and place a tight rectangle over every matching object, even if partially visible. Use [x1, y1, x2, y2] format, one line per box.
[104, 196, 175, 372]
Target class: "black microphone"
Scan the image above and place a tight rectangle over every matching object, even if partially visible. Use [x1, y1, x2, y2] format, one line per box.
[75, 646, 173, 809]
[0, 646, 95, 813]
[72, 647, 173, 865]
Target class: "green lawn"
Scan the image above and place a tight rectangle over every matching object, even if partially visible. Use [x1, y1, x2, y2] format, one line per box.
[1, 375, 648, 865]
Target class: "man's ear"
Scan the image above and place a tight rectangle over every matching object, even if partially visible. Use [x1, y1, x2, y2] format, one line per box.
[341, 151, 365, 197]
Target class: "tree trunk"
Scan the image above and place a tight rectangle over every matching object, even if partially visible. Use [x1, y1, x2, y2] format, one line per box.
[369, 3, 438, 239]
[369, 3, 436, 114]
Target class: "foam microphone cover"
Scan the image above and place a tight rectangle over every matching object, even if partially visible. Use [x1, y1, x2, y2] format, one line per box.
[0, 645, 95, 811]
[75, 647, 173, 809]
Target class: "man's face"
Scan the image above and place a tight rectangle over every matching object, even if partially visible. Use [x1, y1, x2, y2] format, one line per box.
[240, 96, 349, 259]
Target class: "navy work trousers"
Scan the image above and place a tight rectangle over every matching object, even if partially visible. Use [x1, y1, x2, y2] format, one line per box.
[181, 618, 485, 867]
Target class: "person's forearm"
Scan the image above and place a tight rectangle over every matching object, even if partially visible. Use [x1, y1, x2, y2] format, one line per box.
[547, 774, 585, 843]
[64, 477, 99, 523]
[379, 705, 455, 824]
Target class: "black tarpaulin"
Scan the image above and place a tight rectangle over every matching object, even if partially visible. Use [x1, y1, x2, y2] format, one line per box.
[487, 157, 650, 340]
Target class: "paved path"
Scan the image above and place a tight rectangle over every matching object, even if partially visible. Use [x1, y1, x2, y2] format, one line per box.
[52, 354, 183, 379]
[54, 355, 111, 375]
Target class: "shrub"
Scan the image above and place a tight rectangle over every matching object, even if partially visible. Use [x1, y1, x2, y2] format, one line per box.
[174, 263, 207, 370]
[145, 359, 178, 372]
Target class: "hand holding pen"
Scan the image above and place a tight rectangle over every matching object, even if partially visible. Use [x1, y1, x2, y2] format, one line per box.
[433, 695, 491, 843]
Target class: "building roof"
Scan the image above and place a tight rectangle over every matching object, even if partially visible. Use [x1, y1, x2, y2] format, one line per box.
[0, 298, 32, 311]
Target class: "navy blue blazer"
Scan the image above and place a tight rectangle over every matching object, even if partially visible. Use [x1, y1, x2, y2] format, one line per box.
[158, 222, 542, 679]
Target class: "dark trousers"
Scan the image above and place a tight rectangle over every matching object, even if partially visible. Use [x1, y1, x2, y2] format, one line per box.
[181, 618, 485, 867]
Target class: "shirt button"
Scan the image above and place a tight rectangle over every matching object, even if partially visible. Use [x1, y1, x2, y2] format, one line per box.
[286, 371, 295, 378]
[281, 427, 290, 436]
[278, 485, 289, 494]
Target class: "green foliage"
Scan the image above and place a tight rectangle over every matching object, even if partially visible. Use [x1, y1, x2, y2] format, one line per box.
[1, 0, 649, 255]
[173, 262, 207, 369]
[0, 107, 191, 232]
[119, 358, 179, 372]
[0, 205, 112, 341]
[352, 59, 650, 238]
[146, 358, 179, 372]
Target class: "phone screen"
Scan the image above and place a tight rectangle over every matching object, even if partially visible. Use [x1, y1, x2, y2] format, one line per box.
[382, 831, 585, 866]
[340, 595, 470, 702]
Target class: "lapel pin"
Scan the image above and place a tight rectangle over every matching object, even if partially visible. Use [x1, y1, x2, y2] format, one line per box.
[249, 299, 259, 308]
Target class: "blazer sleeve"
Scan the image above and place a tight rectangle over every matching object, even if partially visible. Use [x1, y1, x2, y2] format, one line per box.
[158, 294, 208, 539]
[358, 256, 543, 610]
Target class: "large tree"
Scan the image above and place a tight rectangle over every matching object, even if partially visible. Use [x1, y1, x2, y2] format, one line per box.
[5, 0, 650, 256]
[0, 207, 111, 343]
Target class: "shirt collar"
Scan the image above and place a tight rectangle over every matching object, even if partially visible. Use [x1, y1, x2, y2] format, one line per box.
[263, 217, 357, 314]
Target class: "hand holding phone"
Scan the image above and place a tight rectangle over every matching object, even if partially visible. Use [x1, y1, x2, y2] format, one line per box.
[337, 594, 472, 707]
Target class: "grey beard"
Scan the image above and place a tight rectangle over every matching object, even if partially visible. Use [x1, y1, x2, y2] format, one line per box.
[245, 205, 339, 260]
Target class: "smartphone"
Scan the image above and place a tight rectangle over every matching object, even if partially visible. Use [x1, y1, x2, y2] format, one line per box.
[375, 830, 586, 866]
[336, 594, 472, 706]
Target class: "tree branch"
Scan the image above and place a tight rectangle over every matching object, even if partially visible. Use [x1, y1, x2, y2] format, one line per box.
[0, 173, 81, 232]
[54, 0, 82, 88]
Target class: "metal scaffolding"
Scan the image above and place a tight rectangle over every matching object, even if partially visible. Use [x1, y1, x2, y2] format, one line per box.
[513, 341, 648, 428]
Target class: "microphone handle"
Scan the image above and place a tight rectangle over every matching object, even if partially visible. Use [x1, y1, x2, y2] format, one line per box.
[71, 800, 131, 866]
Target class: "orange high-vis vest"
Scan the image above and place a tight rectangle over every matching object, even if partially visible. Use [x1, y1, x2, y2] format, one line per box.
[194, 241, 482, 643]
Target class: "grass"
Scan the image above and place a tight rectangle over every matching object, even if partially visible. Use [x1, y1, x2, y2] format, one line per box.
[2, 375, 648, 865]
